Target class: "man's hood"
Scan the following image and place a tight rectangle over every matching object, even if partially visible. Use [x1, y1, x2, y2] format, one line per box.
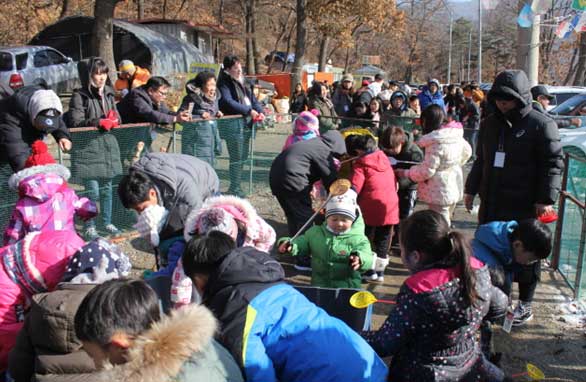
[97, 304, 218, 382]
[205, 247, 284, 299]
[320, 130, 347, 157]
[488, 70, 532, 108]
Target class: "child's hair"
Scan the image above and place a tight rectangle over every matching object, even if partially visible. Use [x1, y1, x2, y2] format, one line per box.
[408, 95, 419, 103]
[117, 169, 154, 209]
[421, 104, 447, 134]
[511, 219, 552, 260]
[74, 279, 161, 346]
[183, 230, 236, 278]
[345, 134, 377, 156]
[380, 126, 406, 150]
[400, 210, 480, 306]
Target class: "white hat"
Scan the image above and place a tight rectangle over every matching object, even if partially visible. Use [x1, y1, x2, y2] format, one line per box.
[325, 189, 358, 221]
[28, 89, 63, 129]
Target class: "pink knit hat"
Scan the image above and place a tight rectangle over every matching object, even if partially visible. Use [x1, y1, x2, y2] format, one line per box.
[294, 110, 320, 136]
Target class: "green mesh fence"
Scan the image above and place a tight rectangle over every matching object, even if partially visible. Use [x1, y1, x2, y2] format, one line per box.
[0, 113, 414, 242]
[554, 152, 586, 299]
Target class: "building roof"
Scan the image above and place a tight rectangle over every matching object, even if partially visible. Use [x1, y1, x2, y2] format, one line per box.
[132, 18, 236, 38]
[354, 65, 386, 75]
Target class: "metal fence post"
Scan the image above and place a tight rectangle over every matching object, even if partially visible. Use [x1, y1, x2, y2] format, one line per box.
[552, 153, 570, 270]
[575, 189, 586, 299]
[249, 121, 254, 195]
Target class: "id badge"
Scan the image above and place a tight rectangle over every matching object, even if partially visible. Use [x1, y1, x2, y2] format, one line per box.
[494, 151, 505, 168]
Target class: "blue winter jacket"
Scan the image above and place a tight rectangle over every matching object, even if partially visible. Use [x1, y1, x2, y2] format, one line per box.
[203, 247, 388, 382]
[472, 220, 519, 294]
[418, 86, 446, 111]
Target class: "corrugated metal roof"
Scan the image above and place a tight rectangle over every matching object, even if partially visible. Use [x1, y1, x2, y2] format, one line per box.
[354, 65, 386, 75]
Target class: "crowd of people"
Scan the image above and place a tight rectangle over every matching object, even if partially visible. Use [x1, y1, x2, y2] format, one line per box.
[0, 51, 564, 382]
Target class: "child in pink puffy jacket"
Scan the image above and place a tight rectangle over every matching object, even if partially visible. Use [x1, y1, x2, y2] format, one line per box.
[171, 195, 276, 307]
[3, 141, 97, 245]
[0, 230, 85, 373]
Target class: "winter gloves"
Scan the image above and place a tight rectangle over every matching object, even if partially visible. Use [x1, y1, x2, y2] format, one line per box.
[98, 110, 120, 131]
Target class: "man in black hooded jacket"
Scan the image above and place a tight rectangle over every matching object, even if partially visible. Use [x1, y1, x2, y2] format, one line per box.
[464, 69, 563, 327]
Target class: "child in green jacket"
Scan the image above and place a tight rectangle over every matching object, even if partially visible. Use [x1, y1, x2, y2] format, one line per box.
[278, 189, 373, 288]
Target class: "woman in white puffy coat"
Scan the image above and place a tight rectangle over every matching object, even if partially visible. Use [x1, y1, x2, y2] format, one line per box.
[396, 105, 471, 225]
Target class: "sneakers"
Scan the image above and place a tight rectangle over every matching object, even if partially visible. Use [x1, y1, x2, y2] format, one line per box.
[362, 269, 379, 282]
[84, 226, 99, 240]
[104, 224, 121, 236]
[512, 302, 534, 326]
[294, 256, 312, 272]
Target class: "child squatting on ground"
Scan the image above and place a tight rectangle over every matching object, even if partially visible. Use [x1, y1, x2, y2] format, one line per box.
[3, 140, 97, 245]
[362, 210, 510, 381]
[278, 189, 373, 289]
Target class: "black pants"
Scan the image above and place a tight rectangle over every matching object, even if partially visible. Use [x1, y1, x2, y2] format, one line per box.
[515, 261, 541, 303]
[392, 189, 418, 247]
[365, 225, 393, 259]
[275, 191, 314, 236]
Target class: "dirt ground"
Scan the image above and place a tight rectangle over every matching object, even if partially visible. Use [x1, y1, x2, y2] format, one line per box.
[115, 123, 586, 381]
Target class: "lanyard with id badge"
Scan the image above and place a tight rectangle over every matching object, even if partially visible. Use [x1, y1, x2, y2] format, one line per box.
[494, 128, 506, 168]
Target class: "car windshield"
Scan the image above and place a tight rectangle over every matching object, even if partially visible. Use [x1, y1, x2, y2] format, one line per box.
[0, 52, 12, 71]
[551, 94, 586, 115]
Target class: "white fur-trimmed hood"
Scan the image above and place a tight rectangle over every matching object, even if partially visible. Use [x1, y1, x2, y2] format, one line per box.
[184, 195, 258, 242]
[97, 304, 218, 382]
[8, 163, 70, 190]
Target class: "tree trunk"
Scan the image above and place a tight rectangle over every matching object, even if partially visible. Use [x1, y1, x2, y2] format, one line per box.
[563, 47, 578, 85]
[344, 47, 350, 72]
[318, 36, 330, 72]
[282, 22, 295, 72]
[251, 0, 261, 74]
[291, 0, 307, 95]
[162, 0, 168, 19]
[573, 33, 586, 86]
[244, 0, 255, 74]
[137, 0, 144, 19]
[60, 0, 71, 19]
[92, 0, 121, 81]
[215, 0, 225, 63]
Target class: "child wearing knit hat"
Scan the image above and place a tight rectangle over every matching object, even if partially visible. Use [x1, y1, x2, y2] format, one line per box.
[3, 140, 97, 245]
[282, 109, 320, 151]
[278, 189, 373, 288]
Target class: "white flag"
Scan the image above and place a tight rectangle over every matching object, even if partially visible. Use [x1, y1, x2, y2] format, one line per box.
[481, 0, 500, 10]
[531, 0, 553, 14]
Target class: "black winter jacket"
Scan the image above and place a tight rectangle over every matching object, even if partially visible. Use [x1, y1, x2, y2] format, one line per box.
[65, 58, 122, 180]
[117, 85, 176, 124]
[216, 71, 263, 116]
[0, 84, 70, 171]
[363, 262, 508, 381]
[531, 101, 574, 129]
[269, 130, 346, 195]
[465, 70, 564, 223]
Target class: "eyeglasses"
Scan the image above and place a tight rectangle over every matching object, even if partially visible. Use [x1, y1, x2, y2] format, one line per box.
[157, 89, 168, 97]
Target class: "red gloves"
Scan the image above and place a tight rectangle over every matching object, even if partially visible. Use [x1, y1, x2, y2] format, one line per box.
[99, 110, 120, 131]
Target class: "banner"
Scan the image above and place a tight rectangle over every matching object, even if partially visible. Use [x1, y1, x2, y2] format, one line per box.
[572, 0, 586, 11]
[518, 4, 535, 28]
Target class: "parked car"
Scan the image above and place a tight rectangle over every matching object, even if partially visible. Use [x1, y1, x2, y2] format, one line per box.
[545, 86, 586, 111]
[0, 45, 79, 94]
[550, 93, 586, 116]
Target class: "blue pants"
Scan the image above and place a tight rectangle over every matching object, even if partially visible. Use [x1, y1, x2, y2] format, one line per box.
[84, 178, 113, 227]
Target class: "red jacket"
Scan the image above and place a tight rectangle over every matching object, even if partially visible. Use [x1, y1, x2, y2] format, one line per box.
[350, 150, 399, 226]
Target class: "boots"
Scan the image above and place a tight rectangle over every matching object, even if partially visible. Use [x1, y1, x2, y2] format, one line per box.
[374, 255, 389, 283]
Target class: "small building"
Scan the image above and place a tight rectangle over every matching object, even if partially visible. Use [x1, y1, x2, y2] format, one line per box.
[133, 19, 236, 61]
[354, 65, 386, 82]
[30, 16, 214, 79]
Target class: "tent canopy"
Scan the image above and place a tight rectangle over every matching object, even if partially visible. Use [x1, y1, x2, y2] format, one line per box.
[30, 16, 213, 78]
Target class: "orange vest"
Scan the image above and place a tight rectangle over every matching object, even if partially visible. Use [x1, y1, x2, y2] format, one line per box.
[114, 66, 151, 93]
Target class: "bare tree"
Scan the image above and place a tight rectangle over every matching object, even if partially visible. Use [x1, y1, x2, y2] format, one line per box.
[137, 0, 144, 19]
[60, 0, 71, 19]
[92, 0, 123, 79]
[291, 0, 307, 94]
